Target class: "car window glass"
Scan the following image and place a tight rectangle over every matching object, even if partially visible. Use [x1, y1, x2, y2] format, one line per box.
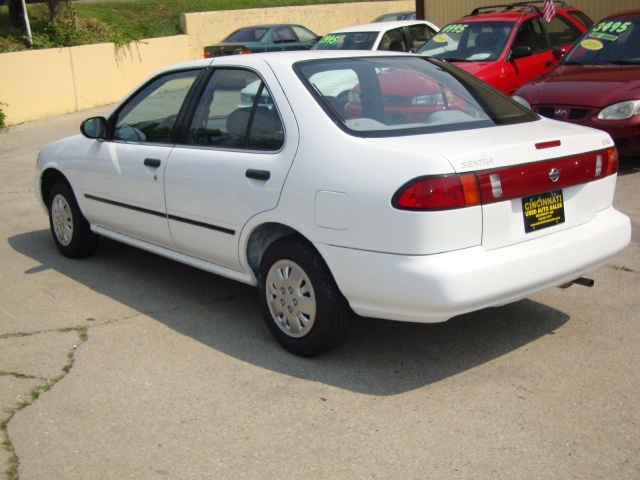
[569, 11, 594, 29]
[114, 69, 200, 143]
[314, 31, 378, 51]
[292, 26, 317, 43]
[273, 26, 297, 43]
[227, 28, 266, 42]
[296, 57, 537, 137]
[408, 24, 436, 50]
[186, 69, 284, 150]
[563, 17, 640, 65]
[419, 22, 514, 61]
[379, 28, 406, 51]
[546, 16, 582, 48]
[513, 18, 547, 53]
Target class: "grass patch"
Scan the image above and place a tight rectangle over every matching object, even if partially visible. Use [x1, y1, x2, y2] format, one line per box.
[0, 0, 370, 52]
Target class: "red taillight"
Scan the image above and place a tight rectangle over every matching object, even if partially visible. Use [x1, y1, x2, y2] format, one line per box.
[605, 147, 618, 176]
[393, 173, 481, 211]
[204, 52, 211, 59]
[240, 49, 253, 55]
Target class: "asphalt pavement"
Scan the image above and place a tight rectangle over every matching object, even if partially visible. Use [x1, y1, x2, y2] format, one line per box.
[1, 108, 639, 479]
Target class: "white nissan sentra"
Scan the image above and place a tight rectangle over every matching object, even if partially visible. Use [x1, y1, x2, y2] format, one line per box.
[35, 51, 631, 357]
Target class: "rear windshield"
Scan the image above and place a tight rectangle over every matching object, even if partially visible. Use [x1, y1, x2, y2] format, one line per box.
[562, 16, 640, 65]
[225, 28, 267, 43]
[294, 56, 537, 137]
[418, 21, 514, 62]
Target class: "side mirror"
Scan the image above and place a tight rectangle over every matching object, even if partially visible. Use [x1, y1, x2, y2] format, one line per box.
[510, 46, 532, 60]
[552, 47, 566, 61]
[80, 117, 107, 140]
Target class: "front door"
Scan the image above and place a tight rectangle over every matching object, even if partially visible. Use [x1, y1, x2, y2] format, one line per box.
[80, 69, 202, 248]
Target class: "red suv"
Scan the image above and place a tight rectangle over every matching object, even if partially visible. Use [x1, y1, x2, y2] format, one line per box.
[418, 1, 592, 95]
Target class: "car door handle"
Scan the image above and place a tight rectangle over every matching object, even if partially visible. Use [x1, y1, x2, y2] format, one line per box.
[246, 169, 270, 181]
[546, 60, 554, 67]
[144, 158, 162, 168]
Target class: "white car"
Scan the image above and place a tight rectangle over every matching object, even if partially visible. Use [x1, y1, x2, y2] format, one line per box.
[312, 20, 439, 52]
[35, 51, 631, 356]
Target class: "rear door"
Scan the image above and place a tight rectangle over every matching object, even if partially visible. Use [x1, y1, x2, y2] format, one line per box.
[506, 15, 584, 93]
[164, 65, 298, 271]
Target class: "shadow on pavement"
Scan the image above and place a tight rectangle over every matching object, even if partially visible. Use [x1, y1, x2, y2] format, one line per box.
[9, 229, 569, 395]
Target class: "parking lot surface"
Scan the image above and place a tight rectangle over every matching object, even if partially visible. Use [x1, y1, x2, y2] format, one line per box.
[1, 107, 639, 479]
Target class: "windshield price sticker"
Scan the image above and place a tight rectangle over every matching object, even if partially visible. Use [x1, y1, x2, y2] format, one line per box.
[522, 190, 565, 233]
[593, 21, 631, 34]
[320, 35, 340, 45]
[441, 24, 468, 34]
[581, 38, 604, 50]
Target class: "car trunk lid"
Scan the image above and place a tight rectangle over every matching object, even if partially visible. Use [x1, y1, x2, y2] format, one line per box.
[367, 120, 619, 250]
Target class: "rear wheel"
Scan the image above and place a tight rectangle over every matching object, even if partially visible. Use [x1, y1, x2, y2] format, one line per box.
[48, 183, 97, 258]
[258, 237, 351, 357]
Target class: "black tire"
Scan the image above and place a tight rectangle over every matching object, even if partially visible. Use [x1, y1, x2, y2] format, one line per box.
[257, 237, 351, 357]
[48, 182, 97, 258]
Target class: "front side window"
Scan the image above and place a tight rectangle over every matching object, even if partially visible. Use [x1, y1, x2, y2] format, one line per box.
[512, 18, 548, 53]
[113, 69, 200, 143]
[295, 57, 537, 137]
[187, 69, 284, 150]
[292, 26, 318, 43]
[409, 24, 436, 50]
[418, 21, 514, 61]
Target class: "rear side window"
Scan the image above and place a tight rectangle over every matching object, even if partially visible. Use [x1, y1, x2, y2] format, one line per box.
[186, 69, 284, 151]
[546, 15, 583, 48]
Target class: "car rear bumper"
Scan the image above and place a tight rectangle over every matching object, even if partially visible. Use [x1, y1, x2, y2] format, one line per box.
[316, 206, 631, 323]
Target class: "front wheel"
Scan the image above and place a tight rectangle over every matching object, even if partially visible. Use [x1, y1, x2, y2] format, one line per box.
[258, 237, 351, 357]
[48, 182, 97, 258]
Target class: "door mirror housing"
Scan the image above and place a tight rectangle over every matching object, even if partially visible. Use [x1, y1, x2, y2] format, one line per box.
[510, 46, 532, 60]
[552, 47, 567, 61]
[80, 117, 107, 140]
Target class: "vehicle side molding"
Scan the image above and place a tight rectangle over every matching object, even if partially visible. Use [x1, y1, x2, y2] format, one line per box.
[80, 116, 107, 140]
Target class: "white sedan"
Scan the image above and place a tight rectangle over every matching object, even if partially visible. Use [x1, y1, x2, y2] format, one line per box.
[312, 20, 439, 52]
[35, 51, 631, 356]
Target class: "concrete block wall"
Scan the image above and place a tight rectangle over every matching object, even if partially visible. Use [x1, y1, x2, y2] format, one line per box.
[0, 1, 412, 126]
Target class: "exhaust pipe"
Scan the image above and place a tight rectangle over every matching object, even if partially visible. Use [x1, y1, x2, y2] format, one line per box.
[558, 277, 595, 289]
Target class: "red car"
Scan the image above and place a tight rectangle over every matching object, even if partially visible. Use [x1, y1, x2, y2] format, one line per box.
[514, 9, 640, 157]
[418, 1, 592, 95]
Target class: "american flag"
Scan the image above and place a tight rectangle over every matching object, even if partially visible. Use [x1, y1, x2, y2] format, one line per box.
[543, 0, 556, 23]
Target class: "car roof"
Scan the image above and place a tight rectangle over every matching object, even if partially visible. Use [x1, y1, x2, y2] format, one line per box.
[602, 9, 640, 20]
[454, 2, 579, 23]
[326, 20, 437, 34]
[231, 24, 309, 30]
[162, 50, 412, 74]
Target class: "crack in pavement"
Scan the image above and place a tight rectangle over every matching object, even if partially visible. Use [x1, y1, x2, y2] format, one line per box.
[1, 327, 87, 480]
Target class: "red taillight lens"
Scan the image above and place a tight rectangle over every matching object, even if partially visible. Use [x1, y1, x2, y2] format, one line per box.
[393, 173, 481, 211]
[204, 52, 211, 59]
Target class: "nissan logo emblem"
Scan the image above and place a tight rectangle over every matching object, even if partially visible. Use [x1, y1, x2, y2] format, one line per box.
[555, 109, 567, 116]
[549, 168, 560, 183]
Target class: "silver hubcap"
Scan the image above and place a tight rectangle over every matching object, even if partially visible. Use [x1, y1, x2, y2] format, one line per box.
[266, 260, 316, 338]
[51, 194, 73, 246]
